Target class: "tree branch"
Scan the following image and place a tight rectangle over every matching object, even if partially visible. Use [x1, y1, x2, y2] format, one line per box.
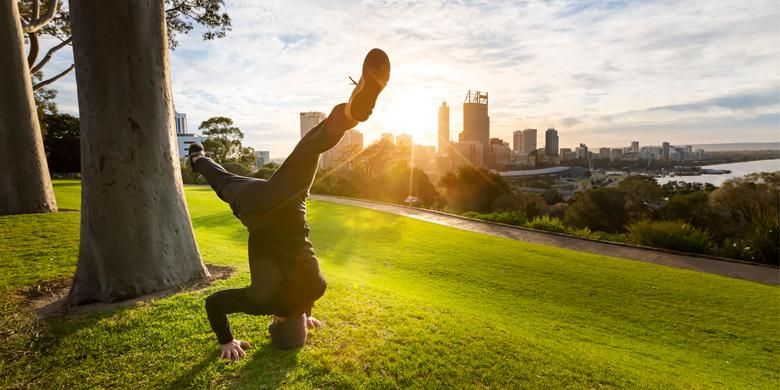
[27, 33, 40, 68]
[32, 0, 41, 20]
[33, 64, 74, 91]
[31, 36, 72, 74]
[22, 0, 59, 33]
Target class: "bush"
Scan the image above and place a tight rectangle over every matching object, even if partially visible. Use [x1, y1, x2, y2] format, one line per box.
[628, 220, 713, 254]
[527, 215, 568, 234]
[463, 211, 528, 226]
[564, 188, 629, 233]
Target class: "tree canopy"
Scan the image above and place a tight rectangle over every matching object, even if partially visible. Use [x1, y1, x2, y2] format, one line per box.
[199, 116, 254, 168]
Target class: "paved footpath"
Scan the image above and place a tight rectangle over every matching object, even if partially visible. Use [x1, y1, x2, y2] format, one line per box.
[312, 195, 780, 285]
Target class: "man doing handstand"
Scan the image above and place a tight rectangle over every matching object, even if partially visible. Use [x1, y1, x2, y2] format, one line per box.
[188, 48, 390, 360]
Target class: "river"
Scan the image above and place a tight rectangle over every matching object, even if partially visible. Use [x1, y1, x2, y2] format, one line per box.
[656, 159, 780, 186]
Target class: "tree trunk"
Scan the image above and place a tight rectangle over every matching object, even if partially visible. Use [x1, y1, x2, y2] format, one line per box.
[67, 0, 208, 304]
[0, 0, 57, 216]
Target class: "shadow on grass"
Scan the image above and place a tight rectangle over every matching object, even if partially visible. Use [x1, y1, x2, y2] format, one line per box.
[226, 343, 301, 389]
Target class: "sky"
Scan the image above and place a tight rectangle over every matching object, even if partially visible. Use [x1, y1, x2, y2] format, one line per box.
[40, 0, 780, 158]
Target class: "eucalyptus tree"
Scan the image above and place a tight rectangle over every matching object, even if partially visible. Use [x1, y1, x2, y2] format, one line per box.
[66, 0, 231, 304]
[1, 0, 231, 217]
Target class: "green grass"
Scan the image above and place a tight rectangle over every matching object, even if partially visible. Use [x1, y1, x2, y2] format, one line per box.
[1, 180, 778, 388]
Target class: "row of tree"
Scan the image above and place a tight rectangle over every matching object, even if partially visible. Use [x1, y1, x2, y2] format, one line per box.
[1, 0, 233, 304]
[301, 139, 778, 264]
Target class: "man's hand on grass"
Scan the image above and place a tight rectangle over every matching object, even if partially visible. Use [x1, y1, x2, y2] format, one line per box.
[305, 315, 325, 329]
[219, 339, 251, 361]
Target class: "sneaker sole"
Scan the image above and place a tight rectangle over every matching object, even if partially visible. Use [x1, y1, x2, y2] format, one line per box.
[349, 49, 390, 122]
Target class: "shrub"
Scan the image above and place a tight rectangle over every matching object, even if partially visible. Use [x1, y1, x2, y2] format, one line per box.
[628, 220, 713, 254]
[463, 211, 528, 226]
[527, 215, 568, 234]
[564, 188, 628, 233]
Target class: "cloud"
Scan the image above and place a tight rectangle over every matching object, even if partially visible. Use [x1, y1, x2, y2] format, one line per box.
[35, 0, 780, 157]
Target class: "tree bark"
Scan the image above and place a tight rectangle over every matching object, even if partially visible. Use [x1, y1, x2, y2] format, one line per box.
[67, 0, 208, 304]
[0, 0, 58, 216]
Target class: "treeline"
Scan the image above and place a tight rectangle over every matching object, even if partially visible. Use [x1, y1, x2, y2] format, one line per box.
[303, 139, 778, 264]
[310, 137, 442, 207]
[462, 174, 779, 265]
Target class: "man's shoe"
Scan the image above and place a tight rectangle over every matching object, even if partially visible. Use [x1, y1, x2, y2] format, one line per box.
[188, 143, 204, 168]
[345, 48, 391, 122]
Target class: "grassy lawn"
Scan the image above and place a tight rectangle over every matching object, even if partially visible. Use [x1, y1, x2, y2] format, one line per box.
[1, 180, 778, 388]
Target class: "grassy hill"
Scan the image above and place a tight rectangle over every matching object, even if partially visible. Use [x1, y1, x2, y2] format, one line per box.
[1, 180, 778, 388]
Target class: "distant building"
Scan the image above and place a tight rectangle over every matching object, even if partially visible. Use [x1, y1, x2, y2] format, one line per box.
[453, 141, 485, 168]
[598, 147, 610, 159]
[513, 130, 523, 152]
[695, 148, 705, 160]
[610, 148, 623, 161]
[413, 144, 437, 172]
[300, 112, 326, 138]
[460, 90, 490, 167]
[560, 147, 573, 161]
[254, 150, 270, 168]
[173, 110, 204, 159]
[492, 141, 511, 169]
[175, 111, 188, 135]
[631, 141, 639, 153]
[576, 143, 589, 160]
[545, 128, 559, 156]
[521, 129, 537, 155]
[662, 142, 670, 159]
[438, 101, 450, 155]
[176, 134, 205, 159]
[321, 129, 364, 170]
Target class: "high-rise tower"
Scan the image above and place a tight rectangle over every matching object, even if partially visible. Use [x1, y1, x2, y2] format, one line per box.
[545, 128, 559, 156]
[300, 112, 326, 138]
[438, 101, 450, 155]
[461, 90, 489, 166]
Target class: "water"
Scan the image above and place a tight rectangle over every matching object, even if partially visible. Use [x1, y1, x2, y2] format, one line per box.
[656, 159, 780, 186]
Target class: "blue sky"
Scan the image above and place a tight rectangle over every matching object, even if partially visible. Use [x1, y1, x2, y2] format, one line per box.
[41, 0, 780, 158]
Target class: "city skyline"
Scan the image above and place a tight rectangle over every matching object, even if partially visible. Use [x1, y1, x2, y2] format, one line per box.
[33, 0, 780, 157]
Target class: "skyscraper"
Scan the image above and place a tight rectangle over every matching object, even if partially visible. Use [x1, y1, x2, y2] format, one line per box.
[513, 130, 523, 152]
[174, 111, 187, 135]
[300, 112, 326, 138]
[631, 141, 639, 153]
[521, 129, 537, 155]
[254, 150, 270, 168]
[545, 128, 559, 156]
[438, 101, 450, 155]
[662, 142, 670, 159]
[321, 129, 364, 170]
[461, 90, 489, 166]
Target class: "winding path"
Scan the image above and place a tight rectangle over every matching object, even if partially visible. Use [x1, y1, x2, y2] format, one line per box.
[312, 195, 779, 285]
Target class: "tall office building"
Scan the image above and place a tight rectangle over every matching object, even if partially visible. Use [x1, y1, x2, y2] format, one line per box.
[321, 129, 364, 170]
[174, 111, 188, 135]
[521, 129, 537, 155]
[513, 130, 523, 152]
[545, 128, 559, 156]
[254, 150, 270, 168]
[576, 143, 589, 160]
[460, 90, 489, 166]
[300, 112, 326, 138]
[631, 141, 639, 153]
[662, 142, 670, 159]
[438, 101, 450, 155]
[173, 110, 205, 158]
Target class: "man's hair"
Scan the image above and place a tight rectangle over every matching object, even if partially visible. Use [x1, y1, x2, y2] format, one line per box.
[268, 314, 307, 349]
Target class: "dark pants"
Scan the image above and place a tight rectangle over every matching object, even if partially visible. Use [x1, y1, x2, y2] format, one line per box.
[195, 103, 357, 344]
